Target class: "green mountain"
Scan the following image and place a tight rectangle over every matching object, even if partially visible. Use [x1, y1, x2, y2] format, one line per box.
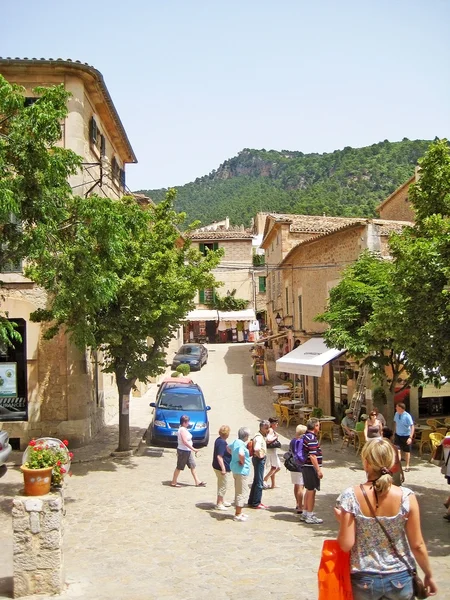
[135, 139, 431, 227]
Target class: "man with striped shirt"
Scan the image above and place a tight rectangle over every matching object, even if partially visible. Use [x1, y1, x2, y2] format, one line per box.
[301, 418, 323, 524]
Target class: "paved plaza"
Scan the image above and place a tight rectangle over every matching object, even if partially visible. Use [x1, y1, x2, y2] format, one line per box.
[0, 343, 449, 599]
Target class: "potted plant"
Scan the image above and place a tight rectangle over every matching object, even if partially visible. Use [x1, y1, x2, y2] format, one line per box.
[21, 438, 73, 495]
[311, 407, 324, 419]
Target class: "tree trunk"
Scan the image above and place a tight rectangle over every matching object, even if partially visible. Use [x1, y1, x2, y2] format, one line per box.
[115, 367, 135, 452]
[383, 384, 395, 428]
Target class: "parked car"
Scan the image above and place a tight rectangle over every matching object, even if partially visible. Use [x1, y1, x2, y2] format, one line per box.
[0, 429, 12, 467]
[147, 381, 210, 447]
[171, 343, 208, 371]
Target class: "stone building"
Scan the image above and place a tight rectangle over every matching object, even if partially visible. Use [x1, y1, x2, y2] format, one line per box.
[0, 58, 137, 448]
[186, 219, 257, 342]
[275, 218, 410, 417]
[376, 174, 416, 222]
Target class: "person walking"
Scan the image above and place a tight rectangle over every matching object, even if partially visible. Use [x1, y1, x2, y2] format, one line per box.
[228, 427, 251, 522]
[335, 438, 437, 599]
[212, 425, 232, 510]
[393, 402, 415, 472]
[263, 417, 281, 489]
[171, 415, 206, 487]
[301, 418, 323, 524]
[290, 424, 307, 516]
[248, 420, 270, 509]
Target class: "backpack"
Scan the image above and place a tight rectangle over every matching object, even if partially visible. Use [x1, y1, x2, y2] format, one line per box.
[283, 436, 307, 471]
[247, 439, 254, 457]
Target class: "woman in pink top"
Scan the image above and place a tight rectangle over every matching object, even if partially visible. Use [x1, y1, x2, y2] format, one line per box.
[171, 415, 206, 487]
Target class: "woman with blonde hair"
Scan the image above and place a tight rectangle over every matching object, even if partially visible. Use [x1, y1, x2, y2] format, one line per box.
[335, 438, 437, 599]
[212, 425, 232, 510]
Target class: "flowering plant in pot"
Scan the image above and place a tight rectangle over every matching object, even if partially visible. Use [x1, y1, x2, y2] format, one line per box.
[22, 438, 73, 490]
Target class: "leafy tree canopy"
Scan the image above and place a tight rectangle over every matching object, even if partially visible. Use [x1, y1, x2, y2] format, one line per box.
[29, 189, 222, 450]
[389, 139, 450, 379]
[209, 289, 249, 311]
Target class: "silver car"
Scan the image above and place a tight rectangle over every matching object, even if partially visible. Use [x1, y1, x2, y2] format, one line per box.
[0, 429, 12, 467]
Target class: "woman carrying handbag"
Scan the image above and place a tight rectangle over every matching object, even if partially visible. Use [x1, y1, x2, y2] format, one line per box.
[334, 438, 437, 599]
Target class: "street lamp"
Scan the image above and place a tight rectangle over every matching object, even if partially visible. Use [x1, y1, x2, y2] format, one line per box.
[275, 312, 282, 328]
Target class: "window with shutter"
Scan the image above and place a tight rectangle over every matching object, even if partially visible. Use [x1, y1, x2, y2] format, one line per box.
[199, 289, 205, 303]
[111, 157, 119, 181]
[213, 243, 219, 251]
[199, 243, 205, 255]
[24, 97, 38, 107]
[259, 276, 266, 292]
[100, 134, 106, 157]
[120, 169, 126, 189]
[89, 116, 98, 144]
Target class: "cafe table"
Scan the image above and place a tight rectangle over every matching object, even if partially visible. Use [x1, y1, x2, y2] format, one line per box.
[279, 400, 302, 407]
[319, 416, 336, 422]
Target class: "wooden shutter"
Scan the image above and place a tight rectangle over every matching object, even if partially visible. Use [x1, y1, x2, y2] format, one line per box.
[213, 243, 219, 251]
[259, 276, 266, 292]
[120, 169, 126, 189]
[199, 243, 205, 255]
[89, 117, 98, 144]
[199, 289, 205, 303]
[100, 134, 106, 157]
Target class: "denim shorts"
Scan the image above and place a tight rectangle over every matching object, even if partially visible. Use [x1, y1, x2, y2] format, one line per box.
[351, 570, 414, 600]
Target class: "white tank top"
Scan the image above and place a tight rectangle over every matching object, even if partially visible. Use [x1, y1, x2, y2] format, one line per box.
[177, 426, 192, 451]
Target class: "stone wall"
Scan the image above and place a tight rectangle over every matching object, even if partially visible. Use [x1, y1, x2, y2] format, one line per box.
[12, 493, 64, 598]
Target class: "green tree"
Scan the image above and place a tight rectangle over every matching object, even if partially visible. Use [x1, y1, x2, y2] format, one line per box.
[316, 251, 417, 425]
[28, 190, 222, 451]
[210, 289, 249, 311]
[0, 75, 81, 344]
[389, 139, 450, 380]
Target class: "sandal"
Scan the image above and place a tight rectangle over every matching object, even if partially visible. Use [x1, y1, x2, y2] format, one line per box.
[404, 468, 410, 472]
[196, 481, 207, 487]
[170, 483, 181, 487]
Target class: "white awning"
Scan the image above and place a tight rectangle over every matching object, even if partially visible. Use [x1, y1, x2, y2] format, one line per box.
[218, 309, 256, 322]
[185, 309, 219, 322]
[276, 337, 346, 377]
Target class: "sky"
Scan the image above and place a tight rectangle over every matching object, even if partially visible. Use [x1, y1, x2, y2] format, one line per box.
[3, 1, 450, 191]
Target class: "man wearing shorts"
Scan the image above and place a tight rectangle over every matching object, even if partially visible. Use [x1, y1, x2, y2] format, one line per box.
[301, 418, 323, 524]
[394, 402, 415, 472]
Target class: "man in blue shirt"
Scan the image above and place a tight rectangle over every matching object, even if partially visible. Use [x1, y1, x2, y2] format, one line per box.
[393, 402, 415, 472]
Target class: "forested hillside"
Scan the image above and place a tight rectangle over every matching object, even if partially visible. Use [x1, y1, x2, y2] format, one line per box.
[136, 139, 431, 227]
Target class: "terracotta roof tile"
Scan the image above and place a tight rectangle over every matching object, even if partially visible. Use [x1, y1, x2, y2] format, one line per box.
[188, 230, 253, 240]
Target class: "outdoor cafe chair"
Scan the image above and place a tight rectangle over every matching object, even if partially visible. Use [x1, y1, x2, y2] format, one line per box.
[418, 430, 433, 456]
[354, 430, 366, 455]
[429, 432, 445, 461]
[341, 425, 355, 449]
[273, 403, 284, 424]
[435, 427, 447, 437]
[280, 405, 296, 427]
[319, 420, 334, 444]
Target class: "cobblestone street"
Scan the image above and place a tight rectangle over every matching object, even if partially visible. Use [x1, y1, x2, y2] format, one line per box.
[1, 343, 449, 599]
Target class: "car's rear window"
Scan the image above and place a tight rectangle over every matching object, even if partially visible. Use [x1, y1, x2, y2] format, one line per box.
[159, 391, 204, 411]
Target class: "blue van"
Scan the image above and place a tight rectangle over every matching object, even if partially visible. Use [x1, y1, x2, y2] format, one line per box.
[148, 382, 211, 447]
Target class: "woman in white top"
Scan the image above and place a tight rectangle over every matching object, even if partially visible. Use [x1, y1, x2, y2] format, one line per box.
[335, 438, 437, 599]
[171, 415, 206, 487]
[263, 417, 281, 488]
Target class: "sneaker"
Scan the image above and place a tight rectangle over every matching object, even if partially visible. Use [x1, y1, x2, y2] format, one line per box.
[223, 501, 232, 507]
[215, 504, 228, 511]
[305, 514, 323, 524]
[255, 503, 268, 510]
[234, 514, 249, 522]
[298, 512, 307, 521]
[263, 482, 270, 489]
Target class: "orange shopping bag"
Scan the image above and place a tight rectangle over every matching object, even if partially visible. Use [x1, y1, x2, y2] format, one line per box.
[318, 539, 353, 600]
